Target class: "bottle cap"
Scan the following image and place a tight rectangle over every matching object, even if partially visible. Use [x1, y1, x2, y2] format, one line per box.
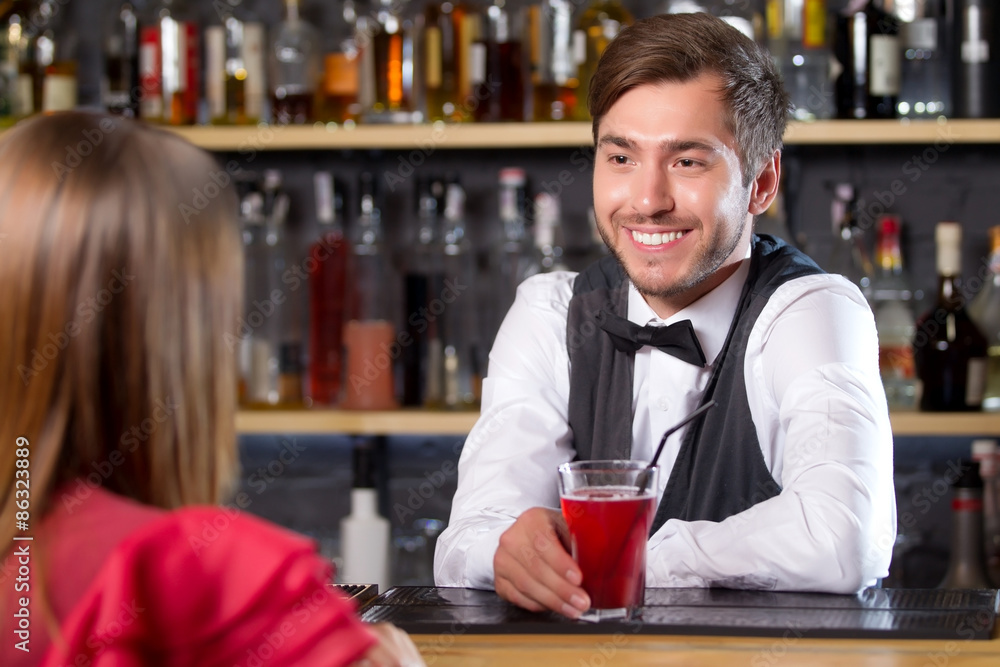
[935, 221, 962, 276]
[499, 167, 526, 186]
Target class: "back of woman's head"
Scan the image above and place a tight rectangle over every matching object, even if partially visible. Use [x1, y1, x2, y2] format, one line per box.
[0, 112, 242, 539]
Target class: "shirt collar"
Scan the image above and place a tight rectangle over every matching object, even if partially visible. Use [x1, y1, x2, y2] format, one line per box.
[627, 249, 751, 366]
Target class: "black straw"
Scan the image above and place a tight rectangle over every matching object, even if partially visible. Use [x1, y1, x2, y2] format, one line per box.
[636, 400, 717, 495]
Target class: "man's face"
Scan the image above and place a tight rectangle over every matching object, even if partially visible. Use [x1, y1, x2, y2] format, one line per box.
[593, 75, 766, 318]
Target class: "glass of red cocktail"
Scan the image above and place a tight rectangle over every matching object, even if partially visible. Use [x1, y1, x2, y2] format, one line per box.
[557, 460, 658, 621]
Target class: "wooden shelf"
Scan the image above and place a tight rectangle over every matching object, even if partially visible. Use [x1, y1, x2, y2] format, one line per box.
[237, 409, 1000, 437]
[158, 118, 1000, 151]
[236, 409, 479, 436]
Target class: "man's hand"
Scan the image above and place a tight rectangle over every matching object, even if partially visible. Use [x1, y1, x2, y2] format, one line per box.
[493, 507, 590, 619]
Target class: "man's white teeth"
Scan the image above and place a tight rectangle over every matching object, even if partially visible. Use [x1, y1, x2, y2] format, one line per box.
[632, 230, 686, 246]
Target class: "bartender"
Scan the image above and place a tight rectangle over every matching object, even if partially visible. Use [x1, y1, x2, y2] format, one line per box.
[434, 12, 896, 619]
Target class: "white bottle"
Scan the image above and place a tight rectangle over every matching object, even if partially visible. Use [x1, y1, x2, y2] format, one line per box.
[339, 442, 392, 593]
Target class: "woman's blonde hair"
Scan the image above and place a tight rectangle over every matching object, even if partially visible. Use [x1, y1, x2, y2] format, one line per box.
[0, 111, 242, 546]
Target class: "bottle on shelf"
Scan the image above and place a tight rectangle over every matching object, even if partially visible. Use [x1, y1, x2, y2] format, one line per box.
[913, 221, 988, 412]
[969, 225, 1000, 412]
[343, 172, 399, 411]
[896, 0, 951, 118]
[6, 0, 42, 118]
[308, 171, 351, 406]
[36, 0, 78, 113]
[315, 0, 361, 124]
[205, 0, 265, 125]
[0, 7, 13, 125]
[471, 0, 524, 122]
[938, 460, 993, 589]
[953, 0, 997, 119]
[524, 191, 569, 276]
[139, 0, 200, 125]
[571, 0, 632, 121]
[365, 0, 417, 121]
[401, 175, 444, 406]
[339, 440, 391, 592]
[834, 0, 902, 119]
[490, 167, 533, 339]
[430, 178, 480, 410]
[768, 0, 836, 121]
[870, 214, 920, 411]
[102, 1, 139, 117]
[971, 439, 1000, 585]
[422, 0, 473, 122]
[526, 0, 579, 122]
[827, 182, 873, 300]
[269, 0, 320, 125]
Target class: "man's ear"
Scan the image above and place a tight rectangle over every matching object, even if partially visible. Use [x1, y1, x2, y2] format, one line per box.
[748, 150, 781, 216]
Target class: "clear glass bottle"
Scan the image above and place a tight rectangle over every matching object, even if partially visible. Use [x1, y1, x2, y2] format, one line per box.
[367, 0, 416, 119]
[571, 0, 632, 121]
[471, 0, 524, 121]
[103, 1, 139, 117]
[827, 182, 873, 300]
[316, 0, 361, 124]
[913, 221, 988, 412]
[871, 214, 919, 411]
[490, 167, 533, 339]
[769, 0, 836, 120]
[205, 0, 265, 125]
[38, 0, 77, 113]
[269, 0, 320, 125]
[834, 0, 902, 119]
[527, 0, 579, 121]
[6, 0, 40, 118]
[139, 0, 200, 125]
[308, 171, 351, 406]
[525, 191, 569, 276]
[953, 0, 997, 118]
[969, 225, 1000, 412]
[422, 0, 473, 122]
[938, 460, 993, 589]
[897, 0, 951, 118]
[343, 172, 399, 410]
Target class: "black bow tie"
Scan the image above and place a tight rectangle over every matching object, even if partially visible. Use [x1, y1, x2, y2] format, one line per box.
[596, 310, 707, 367]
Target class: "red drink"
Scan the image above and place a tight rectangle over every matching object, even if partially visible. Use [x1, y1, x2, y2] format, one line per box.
[560, 486, 654, 610]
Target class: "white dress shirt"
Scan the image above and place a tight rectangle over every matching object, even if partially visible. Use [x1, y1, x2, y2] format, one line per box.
[434, 254, 897, 594]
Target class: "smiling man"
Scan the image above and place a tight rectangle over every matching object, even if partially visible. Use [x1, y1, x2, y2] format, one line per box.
[434, 13, 896, 619]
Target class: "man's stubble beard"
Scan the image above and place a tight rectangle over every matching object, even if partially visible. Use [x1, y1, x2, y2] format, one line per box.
[597, 212, 748, 301]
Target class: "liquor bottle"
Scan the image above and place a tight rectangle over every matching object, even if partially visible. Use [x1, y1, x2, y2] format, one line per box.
[269, 0, 320, 125]
[525, 192, 569, 276]
[953, 0, 998, 118]
[571, 0, 632, 121]
[367, 0, 416, 119]
[827, 183, 873, 300]
[339, 440, 391, 592]
[913, 221, 988, 412]
[870, 215, 919, 411]
[471, 0, 524, 121]
[938, 460, 993, 589]
[205, 0, 265, 125]
[490, 167, 533, 338]
[6, 0, 41, 118]
[139, 0, 200, 125]
[527, 0, 579, 121]
[315, 0, 361, 124]
[37, 0, 77, 113]
[0, 4, 15, 124]
[308, 171, 351, 406]
[429, 179, 479, 410]
[834, 0, 902, 119]
[971, 439, 1000, 585]
[768, 0, 836, 121]
[422, 0, 472, 122]
[343, 173, 399, 410]
[897, 0, 951, 117]
[102, 1, 139, 117]
[969, 225, 1000, 412]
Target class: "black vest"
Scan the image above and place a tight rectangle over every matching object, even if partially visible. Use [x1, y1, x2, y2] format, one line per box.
[566, 235, 825, 533]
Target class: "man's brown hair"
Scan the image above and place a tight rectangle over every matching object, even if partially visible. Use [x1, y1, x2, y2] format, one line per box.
[589, 12, 790, 186]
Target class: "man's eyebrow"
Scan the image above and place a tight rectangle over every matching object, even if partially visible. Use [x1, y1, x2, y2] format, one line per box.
[596, 134, 721, 155]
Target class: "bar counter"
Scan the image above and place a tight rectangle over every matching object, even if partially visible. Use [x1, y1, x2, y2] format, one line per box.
[355, 587, 1000, 666]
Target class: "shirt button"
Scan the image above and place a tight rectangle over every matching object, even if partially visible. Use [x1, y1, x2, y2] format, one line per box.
[656, 397, 671, 411]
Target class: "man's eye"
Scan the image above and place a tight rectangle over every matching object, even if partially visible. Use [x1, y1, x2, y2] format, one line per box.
[611, 155, 629, 165]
